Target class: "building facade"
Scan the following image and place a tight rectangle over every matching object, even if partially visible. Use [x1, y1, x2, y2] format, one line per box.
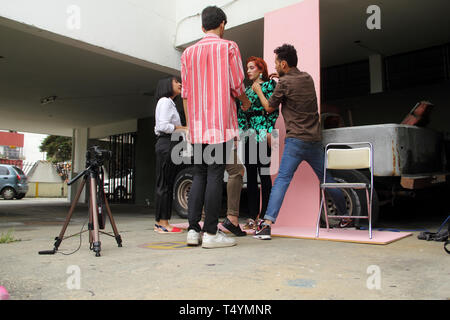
[0, 131, 24, 168]
[0, 0, 449, 204]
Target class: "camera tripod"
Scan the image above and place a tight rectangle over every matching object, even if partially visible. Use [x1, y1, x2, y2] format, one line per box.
[39, 165, 122, 257]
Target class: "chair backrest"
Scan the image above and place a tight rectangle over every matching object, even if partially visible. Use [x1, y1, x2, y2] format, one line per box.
[326, 147, 371, 170]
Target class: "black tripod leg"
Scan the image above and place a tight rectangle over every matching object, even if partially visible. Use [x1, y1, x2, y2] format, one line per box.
[90, 176, 101, 257]
[104, 194, 122, 247]
[52, 177, 87, 253]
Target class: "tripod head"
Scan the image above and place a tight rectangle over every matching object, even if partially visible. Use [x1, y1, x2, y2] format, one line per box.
[68, 146, 111, 185]
[86, 145, 111, 168]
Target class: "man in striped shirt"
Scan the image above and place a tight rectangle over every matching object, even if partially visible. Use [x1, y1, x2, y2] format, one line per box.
[181, 6, 250, 248]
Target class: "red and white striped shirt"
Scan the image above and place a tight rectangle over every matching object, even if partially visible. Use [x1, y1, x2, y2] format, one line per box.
[181, 33, 245, 145]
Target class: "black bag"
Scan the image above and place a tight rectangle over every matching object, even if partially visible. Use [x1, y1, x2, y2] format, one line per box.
[445, 221, 450, 254]
[417, 215, 450, 254]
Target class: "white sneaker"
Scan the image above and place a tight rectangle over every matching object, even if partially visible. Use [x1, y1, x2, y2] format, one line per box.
[187, 229, 202, 246]
[202, 230, 237, 249]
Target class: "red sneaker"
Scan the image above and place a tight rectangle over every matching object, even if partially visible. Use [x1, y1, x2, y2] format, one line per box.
[154, 224, 183, 234]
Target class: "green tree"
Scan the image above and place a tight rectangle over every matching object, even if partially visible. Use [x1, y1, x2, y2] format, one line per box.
[39, 135, 72, 163]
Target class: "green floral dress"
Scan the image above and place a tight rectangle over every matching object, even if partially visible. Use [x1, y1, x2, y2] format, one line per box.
[237, 79, 279, 142]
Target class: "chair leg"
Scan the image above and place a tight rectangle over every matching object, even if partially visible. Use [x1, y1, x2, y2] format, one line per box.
[316, 191, 324, 238]
[365, 188, 372, 239]
[322, 189, 330, 232]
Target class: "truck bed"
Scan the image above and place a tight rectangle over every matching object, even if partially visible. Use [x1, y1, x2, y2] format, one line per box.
[322, 124, 445, 177]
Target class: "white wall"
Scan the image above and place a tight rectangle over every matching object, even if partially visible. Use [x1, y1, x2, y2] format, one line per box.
[0, 0, 180, 73]
[175, 0, 302, 47]
[89, 119, 137, 139]
[1, 0, 303, 70]
[28, 161, 63, 183]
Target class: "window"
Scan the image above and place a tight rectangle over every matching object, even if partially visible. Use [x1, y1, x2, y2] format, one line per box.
[13, 166, 25, 175]
[385, 44, 449, 91]
[0, 166, 10, 175]
[321, 60, 370, 101]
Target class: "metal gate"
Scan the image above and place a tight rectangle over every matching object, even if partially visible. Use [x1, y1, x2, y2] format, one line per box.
[105, 133, 136, 203]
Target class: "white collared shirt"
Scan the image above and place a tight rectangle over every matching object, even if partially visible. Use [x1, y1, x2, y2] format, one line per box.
[154, 97, 181, 135]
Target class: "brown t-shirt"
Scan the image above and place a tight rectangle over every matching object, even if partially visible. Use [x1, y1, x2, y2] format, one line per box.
[268, 68, 321, 142]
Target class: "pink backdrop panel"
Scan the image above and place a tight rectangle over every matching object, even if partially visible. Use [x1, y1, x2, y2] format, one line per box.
[264, 0, 321, 228]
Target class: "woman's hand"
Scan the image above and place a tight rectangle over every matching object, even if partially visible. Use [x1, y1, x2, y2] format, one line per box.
[252, 82, 262, 94]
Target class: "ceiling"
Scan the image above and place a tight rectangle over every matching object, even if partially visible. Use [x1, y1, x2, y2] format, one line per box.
[1, 0, 449, 136]
[0, 19, 171, 136]
[319, 0, 450, 66]
[226, 0, 450, 67]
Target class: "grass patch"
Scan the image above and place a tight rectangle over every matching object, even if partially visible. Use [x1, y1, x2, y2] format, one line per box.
[0, 229, 21, 244]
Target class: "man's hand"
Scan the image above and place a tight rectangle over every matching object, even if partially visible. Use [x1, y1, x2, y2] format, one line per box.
[269, 72, 279, 80]
[175, 126, 190, 140]
[241, 99, 251, 111]
[183, 98, 189, 124]
[238, 92, 251, 111]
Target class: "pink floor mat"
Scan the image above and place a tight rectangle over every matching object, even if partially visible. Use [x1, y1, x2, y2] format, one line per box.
[172, 222, 412, 245]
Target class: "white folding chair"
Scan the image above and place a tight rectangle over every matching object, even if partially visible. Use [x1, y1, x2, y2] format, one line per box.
[315, 142, 374, 239]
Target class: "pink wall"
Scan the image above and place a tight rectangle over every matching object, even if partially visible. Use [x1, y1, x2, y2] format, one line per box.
[264, 0, 321, 228]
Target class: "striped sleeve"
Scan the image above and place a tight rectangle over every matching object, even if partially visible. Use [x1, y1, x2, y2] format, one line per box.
[180, 51, 188, 99]
[228, 42, 245, 98]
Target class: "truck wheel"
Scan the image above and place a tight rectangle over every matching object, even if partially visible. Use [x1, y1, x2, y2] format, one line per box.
[321, 170, 379, 227]
[172, 167, 228, 219]
[173, 167, 194, 219]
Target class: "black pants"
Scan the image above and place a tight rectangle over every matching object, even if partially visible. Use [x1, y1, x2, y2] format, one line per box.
[244, 139, 272, 220]
[188, 140, 233, 235]
[154, 136, 176, 222]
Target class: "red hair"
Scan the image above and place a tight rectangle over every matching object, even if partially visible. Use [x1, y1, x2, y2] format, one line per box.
[246, 56, 269, 81]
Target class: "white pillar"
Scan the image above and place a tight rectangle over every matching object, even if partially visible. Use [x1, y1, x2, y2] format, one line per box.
[369, 54, 384, 94]
[68, 128, 88, 203]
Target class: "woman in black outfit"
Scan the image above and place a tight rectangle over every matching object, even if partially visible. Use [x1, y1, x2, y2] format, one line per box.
[153, 76, 186, 233]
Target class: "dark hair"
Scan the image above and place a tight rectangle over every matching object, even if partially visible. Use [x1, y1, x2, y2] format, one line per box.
[274, 44, 298, 68]
[154, 76, 180, 102]
[202, 6, 227, 31]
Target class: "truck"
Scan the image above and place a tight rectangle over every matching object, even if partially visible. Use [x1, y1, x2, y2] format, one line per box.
[171, 102, 450, 225]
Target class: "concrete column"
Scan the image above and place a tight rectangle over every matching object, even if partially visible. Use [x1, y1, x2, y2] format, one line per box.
[68, 128, 88, 203]
[369, 54, 384, 94]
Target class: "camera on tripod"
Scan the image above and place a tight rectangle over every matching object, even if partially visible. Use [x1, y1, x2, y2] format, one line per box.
[39, 145, 122, 257]
[86, 146, 112, 167]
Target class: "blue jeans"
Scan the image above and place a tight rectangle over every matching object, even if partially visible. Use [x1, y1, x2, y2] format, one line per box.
[264, 137, 347, 223]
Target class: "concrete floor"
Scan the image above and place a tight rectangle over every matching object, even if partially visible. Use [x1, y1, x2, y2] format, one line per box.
[0, 198, 449, 300]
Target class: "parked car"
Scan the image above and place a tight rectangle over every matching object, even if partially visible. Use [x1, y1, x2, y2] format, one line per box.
[0, 164, 28, 200]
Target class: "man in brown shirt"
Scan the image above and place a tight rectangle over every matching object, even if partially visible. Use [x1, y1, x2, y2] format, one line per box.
[254, 44, 347, 240]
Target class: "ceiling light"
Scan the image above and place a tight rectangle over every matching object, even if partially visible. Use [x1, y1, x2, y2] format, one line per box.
[41, 96, 58, 105]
